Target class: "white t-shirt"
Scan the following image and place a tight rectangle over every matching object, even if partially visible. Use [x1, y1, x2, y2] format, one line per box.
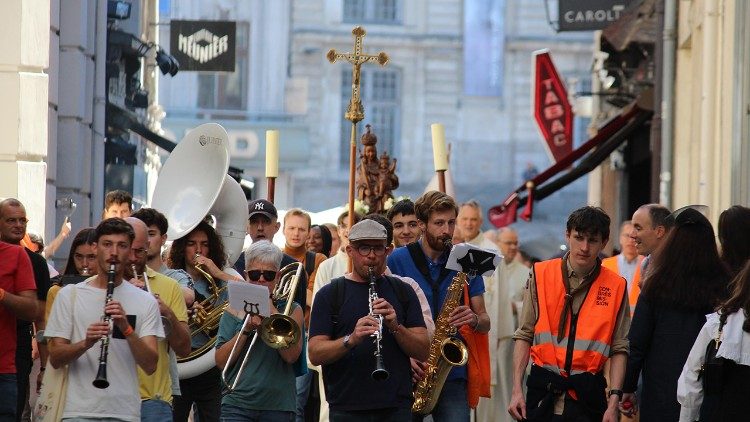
[46, 278, 164, 421]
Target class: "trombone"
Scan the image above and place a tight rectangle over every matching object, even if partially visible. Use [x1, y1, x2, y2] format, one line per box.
[221, 262, 303, 393]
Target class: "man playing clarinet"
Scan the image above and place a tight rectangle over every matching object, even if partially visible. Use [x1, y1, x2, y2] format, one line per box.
[46, 218, 163, 421]
[308, 219, 428, 421]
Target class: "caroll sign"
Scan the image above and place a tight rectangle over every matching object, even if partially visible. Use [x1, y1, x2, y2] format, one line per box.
[532, 50, 573, 164]
[558, 0, 631, 31]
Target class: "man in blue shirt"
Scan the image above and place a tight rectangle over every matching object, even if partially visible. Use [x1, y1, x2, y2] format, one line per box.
[387, 191, 490, 422]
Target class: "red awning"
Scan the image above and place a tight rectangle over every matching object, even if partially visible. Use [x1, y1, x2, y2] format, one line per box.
[488, 99, 653, 228]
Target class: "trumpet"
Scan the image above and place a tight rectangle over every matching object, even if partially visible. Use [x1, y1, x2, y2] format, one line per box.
[368, 266, 389, 381]
[93, 262, 116, 389]
[221, 262, 303, 393]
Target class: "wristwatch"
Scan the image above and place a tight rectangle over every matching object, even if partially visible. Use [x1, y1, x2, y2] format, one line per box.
[608, 389, 624, 399]
[343, 334, 352, 349]
[35, 329, 47, 345]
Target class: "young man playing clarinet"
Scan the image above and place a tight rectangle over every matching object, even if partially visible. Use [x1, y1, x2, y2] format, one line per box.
[46, 218, 163, 421]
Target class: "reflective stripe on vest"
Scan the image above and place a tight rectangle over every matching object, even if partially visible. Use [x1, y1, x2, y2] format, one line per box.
[530, 258, 627, 376]
[601, 255, 643, 315]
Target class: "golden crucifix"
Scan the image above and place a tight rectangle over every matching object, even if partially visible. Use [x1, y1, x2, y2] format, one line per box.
[327, 26, 388, 269]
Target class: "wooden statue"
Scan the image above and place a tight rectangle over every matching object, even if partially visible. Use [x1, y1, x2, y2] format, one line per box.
[356, 124, 399, 214]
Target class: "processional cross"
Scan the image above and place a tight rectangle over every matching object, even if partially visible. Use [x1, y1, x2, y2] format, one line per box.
[327, 26, 388, 270]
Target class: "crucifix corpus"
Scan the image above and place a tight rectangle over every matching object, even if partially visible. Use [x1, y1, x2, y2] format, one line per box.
[327, 26, 388, 269]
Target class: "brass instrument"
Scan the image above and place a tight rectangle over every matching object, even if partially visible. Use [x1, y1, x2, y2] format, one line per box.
[260, 262, 304, 349]
[221, 262, 303, 393]
[150, 123, 248, 379]
[412, 240, 469, 414]
[368, 266, 389, 381]
[178, 254, 229, 363]
[93, 262, 116, 389]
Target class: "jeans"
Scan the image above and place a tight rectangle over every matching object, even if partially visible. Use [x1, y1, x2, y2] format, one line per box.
[221, 404, 294, 422]
[330, 407, 412, 422]
[142, 398, 173, 422]
[412, 379, 469, 422]
[0, 374, 18, 420]
[294, 371, 313, 422]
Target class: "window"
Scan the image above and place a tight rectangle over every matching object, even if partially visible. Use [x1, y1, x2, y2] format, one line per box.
[343, 0, 401, 24]
[197, 22, 249, 110]
[340, 68, 401, 168]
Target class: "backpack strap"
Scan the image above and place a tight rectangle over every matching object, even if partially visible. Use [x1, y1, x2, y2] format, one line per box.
[406, 241, 450, 313]
[329, 277, 347, 328]
[383, 275, 410, 316]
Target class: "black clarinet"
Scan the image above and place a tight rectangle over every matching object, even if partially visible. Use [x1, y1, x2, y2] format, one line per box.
[93, 262, 116, 389]
[368, 266, 389, 381]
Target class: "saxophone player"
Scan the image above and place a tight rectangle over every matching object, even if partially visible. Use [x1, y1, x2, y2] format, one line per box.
[309, 220, 429, 421]
[387, 191, 491, 422]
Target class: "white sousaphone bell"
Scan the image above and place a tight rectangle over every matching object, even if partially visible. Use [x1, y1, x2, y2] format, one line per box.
[150, 123, 248, 379]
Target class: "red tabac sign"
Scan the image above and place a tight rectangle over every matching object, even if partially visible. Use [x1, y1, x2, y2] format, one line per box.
[533, 50, 573, 163]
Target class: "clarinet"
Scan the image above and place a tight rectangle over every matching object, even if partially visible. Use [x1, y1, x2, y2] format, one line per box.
[93, 262, 116, 389]
[368, 266, 389, 381]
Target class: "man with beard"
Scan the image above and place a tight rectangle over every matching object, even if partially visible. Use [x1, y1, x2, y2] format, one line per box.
[387, 191, 490, 422]
[125, 217, 191, 421]
[309, 220, 428, 420]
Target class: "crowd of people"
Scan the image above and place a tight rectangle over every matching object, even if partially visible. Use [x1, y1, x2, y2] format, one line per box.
[2, 188, 750, 422]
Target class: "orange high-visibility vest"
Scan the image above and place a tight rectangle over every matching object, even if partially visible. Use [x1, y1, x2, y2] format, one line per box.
[601, 254, 643, 314]
[530, 259, 627, 379]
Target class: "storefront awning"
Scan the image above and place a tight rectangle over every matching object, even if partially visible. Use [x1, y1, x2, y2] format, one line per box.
[488, 98, 654, 228]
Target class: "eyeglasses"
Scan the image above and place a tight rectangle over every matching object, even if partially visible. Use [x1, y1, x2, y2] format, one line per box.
[246, 270, 277, 282]
[132, 248, 148, 257]
[355, 245, 387, 257]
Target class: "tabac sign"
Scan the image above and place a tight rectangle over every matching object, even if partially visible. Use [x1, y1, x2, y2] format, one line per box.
[170, 20, 236, 72]
[532, 50, 573, 163]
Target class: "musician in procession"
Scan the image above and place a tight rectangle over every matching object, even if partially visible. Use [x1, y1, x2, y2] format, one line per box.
[308, 219, 428, 421]
[215, 240, 303, 421]
[124, 217, 191, 421]
[46, 218, 162, 421]
[386, 190, 490, 422]
[170, 220, 240, 422]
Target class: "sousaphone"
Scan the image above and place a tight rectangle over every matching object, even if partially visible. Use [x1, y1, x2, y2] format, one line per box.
[150, 123, 248, 379]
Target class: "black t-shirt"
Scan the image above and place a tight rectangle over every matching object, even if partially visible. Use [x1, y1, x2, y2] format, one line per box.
[16, 248, 51, 358]
[309, 275, 426, 411]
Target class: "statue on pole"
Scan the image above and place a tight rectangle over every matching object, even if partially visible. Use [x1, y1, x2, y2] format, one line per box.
[356, 124, 399, 214]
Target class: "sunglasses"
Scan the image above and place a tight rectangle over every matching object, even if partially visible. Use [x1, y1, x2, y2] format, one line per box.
[245, 270, 277, 282]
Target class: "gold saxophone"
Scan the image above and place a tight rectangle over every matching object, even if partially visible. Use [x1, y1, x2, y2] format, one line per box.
[412, 271, 470, 414]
